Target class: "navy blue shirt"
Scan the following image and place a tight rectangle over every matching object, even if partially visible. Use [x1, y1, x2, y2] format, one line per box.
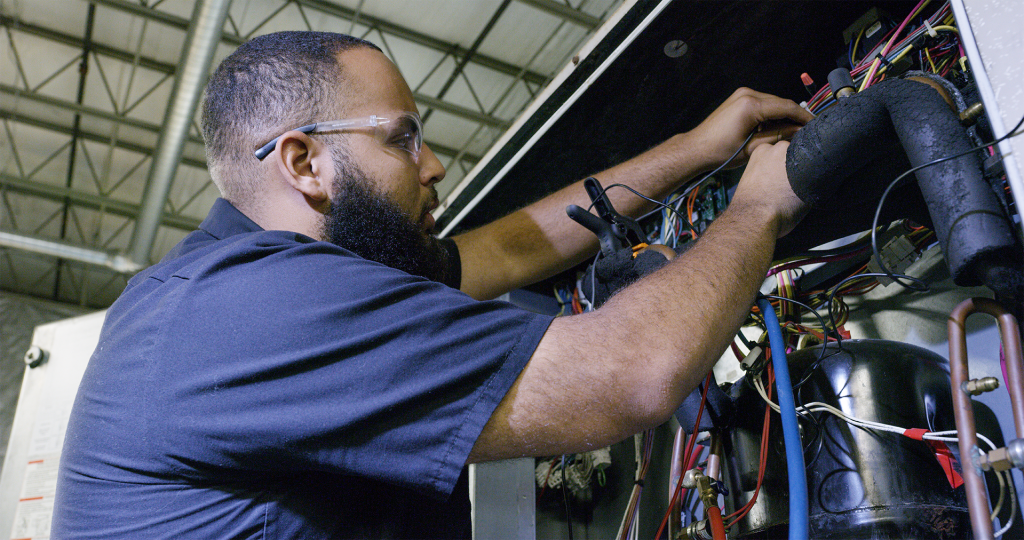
[53, 199, 553, 539]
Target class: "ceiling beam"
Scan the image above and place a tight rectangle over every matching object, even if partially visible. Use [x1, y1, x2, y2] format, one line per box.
[292, 0, 548, 85]
[0, 14, 172, 74]
[0, 228, 143, 273]
[1, 172, 201, 231]
[515, 0, 601, 29]
[89, 0, 548, 86]
[415, 94, 508, 128]
[3, 12, 509, 130]
[1, 17, 487, 161]
[0, 83, 206, 145]
[0, 108, 207, 169]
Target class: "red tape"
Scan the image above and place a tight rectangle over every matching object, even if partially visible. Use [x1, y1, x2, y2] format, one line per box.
[903, 428, 928, 441]
[924, 439, 964, 489]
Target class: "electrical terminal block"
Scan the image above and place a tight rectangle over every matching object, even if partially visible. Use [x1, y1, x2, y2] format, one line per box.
[866, 235, 921, 285]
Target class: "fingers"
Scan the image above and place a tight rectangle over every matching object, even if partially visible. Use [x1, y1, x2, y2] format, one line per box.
[747, 123, 803, 153]
[728, 88, 814, 126]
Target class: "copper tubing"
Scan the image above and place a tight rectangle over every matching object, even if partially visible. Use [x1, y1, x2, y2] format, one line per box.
[669, 427, 686, 538]
[706, 432, 723, 481]
[949, 297, 1024, 540]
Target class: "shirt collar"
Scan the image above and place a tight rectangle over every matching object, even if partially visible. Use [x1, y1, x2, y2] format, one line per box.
[199, 198, 265, 240]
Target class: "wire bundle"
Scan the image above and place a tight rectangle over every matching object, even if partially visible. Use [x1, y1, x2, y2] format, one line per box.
[752, 379, 1018, 537]
[805, 0, 958, 115]
[615, 429, 655, 540]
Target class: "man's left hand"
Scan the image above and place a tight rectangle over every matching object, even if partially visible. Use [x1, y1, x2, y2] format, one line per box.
[689, 88, 814, 169]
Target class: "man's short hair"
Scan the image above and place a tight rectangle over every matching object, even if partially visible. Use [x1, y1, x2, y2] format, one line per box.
[201, 31, 381, 209]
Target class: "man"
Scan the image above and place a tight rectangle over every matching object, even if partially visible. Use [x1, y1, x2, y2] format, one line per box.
[53, 32, 811, 538]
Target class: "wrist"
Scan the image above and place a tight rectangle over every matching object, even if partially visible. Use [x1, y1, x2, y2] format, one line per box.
[672, 130, 719, 175]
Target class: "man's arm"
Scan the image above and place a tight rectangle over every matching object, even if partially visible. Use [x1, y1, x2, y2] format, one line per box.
[468, 142, 804, 461]
[452, 88, 813, 300]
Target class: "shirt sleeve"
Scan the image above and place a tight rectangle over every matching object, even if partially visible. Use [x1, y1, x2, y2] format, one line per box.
[148, 233, 552, 499]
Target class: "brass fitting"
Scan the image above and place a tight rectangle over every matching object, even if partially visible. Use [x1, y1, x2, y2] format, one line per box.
[959, 102, 985, 126]
[979, 439, 1024, 472]
[961, 376, 1000, 396]
[682, 519, 713, 540]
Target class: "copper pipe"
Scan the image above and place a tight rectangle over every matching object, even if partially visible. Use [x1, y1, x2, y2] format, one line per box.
[949, 297, 1024, 540]
[706, 432, 723, 482]
[669, 427, 685, 539]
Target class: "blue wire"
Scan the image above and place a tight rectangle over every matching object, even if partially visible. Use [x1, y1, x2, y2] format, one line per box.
[756, 297, 809, 540]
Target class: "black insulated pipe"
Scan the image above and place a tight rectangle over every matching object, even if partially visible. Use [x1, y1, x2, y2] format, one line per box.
[785, 77, 1022, 297]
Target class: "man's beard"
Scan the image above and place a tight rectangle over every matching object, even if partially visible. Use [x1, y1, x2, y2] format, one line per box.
[323, 152, 453, 284]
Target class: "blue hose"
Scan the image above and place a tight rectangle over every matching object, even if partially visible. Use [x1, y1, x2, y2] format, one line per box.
[756, 297, 809, 540]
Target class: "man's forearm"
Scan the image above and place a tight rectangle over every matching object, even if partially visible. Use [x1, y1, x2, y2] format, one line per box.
[468, 195, 783, 461]
[453, 131, 713, 300]
[452, 89, 812, 300]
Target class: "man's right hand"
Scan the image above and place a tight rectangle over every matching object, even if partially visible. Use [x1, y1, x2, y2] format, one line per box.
[730, 141, 808, 238]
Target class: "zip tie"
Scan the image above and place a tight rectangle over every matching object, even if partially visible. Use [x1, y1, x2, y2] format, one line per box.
[924, 19, 937, 37]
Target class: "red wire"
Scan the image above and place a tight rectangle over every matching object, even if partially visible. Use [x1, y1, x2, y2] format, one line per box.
[726, 366, 775, 526]
[655, 372, 713, 540]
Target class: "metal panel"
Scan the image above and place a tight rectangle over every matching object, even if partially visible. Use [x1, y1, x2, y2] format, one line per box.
[0, 311, 105, 540]
[953, 0, 1024, 231]
[469, 459, 536, 540]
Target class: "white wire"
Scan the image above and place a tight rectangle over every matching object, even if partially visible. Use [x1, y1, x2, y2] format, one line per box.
[755, 380, 1019, 538]
[995, 471, 1016, 538]
[992, 468, 1007, 521]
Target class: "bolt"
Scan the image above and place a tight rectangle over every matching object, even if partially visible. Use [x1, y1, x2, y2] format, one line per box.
[24, 346, 47, 368]
[959, 102, 985, 126]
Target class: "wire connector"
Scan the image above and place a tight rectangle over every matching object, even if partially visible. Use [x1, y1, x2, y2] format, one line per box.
[866, 235, 920, 285]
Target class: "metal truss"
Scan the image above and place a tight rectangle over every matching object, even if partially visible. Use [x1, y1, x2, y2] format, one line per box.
[0, 0, 612, 307]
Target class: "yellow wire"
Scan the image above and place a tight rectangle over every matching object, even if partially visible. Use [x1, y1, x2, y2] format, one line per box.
[924, 47, 937, 72]
[851, 26, 865, 65]
[876, 45, 916, 76]
[861, 0, 933, 91]
[930, 25, 959, 33]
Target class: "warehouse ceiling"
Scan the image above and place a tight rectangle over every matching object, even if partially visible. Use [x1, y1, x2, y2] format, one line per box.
[0, 0, 621, 308]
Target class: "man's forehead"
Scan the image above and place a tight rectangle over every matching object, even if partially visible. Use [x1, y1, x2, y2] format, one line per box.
[334, 48, 417, 115]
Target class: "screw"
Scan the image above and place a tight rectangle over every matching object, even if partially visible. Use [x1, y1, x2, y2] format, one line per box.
[664, 40, 688, 58]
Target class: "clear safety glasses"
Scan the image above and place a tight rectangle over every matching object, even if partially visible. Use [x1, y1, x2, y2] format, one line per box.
[254, 112, 424, 162]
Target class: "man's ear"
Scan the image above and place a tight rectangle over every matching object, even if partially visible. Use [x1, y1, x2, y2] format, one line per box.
[273, 131, 333, 205]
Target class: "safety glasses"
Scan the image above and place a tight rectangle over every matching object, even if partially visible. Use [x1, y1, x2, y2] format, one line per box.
[254, 112, 423, 162]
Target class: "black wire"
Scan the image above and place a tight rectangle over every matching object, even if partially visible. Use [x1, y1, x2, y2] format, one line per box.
[870, 112, 1024, 291]
[586, 183, 689, 226]
[825, 271, 927, 339]
[736, 328, 757, 351]
[582, 129, 759, 248]
[561, 454, 574, 540]
[639, 130, 759, 223]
